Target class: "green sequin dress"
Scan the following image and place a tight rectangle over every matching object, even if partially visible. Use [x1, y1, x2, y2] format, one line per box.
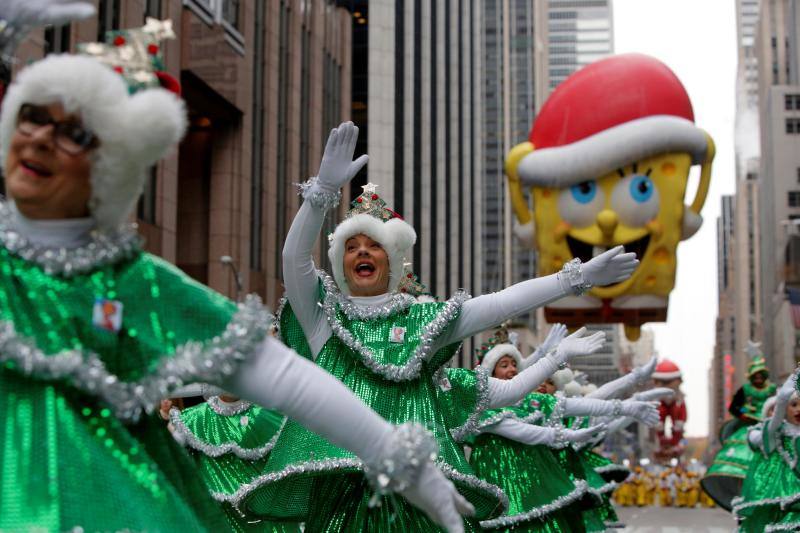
[467, 392, 588, 532]
[234, 279, 507, 531]
[170, 398, 300, 532]
[733, 422, 800, 532]
[0, 219, 270, 532]
[703, 382, 776, 512]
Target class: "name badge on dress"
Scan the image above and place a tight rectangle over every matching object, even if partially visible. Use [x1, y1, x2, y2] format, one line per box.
[93, 298, 124, 332]
[389, 326, 406, 343]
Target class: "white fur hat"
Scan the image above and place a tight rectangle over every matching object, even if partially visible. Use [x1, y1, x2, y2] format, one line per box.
[328, 211, 416, 296]
[479, 343, 524, 373]
[762, 396, 777, 419]
[0, 54, 187, 231]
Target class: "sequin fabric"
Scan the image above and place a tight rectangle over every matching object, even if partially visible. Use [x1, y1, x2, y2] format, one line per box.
[0, 247, 260, 531]
[734, 425, 800, 532]
[702, 425, 753, 510]
[235, 294, 508, 528]
[173, 401, 300, 532]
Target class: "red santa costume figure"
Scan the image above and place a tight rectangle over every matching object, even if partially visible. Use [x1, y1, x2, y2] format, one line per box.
[651, 359, 687, 462]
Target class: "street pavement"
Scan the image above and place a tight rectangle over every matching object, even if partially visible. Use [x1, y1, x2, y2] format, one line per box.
[615, 506, 735, 532]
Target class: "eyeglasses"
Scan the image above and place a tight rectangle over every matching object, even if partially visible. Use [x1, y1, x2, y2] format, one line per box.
[16, 104, 100, 155]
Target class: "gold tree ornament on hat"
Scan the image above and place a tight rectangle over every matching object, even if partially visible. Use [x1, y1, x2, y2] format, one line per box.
[77, 17, 176, 94]
[346, 183, 400, 221]
[475, 326, 511, 366]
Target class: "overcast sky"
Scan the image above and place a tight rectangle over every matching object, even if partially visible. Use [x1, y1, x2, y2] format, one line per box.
[613, 0, 737, 437]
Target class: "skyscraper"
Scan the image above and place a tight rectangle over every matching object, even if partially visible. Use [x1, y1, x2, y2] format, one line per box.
[756, 0, 800, 378]
[547, 0, 614, 92]
[481, 0, 549, 343]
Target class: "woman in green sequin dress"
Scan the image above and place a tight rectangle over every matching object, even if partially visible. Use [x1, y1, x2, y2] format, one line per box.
[233, 121, 640, 531]
[0, 44, 471, 532]
[703, 345, 777, 511]
[169, 392, 300, 532]
[733, 369, 800, 532]
[465, 342, 607, 532]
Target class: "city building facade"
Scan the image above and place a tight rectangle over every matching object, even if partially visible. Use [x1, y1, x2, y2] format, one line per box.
[756, 0, 800, 378]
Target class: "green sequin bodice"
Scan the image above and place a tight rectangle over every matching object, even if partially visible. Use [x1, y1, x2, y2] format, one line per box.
[741, 382, 777, 421]
[0, 247, 263, 531]
[239, 290, 507, 526]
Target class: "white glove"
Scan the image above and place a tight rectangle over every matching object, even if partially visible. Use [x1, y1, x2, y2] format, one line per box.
[580, 246, 639, 288]
[526, 323, 567, 368]
[315, 121, 369, 193]
[487, 328, 604, 409]
[552, 327, 606, 366]
[587, 355, 659, 400]
[632, 387, 674, 403]
[777, 370, 798, 402]
[620, 399, 660, 427]
[564, 423, 608, 444]
[1, 0, 95, 28]
[400, 462, 474, 533]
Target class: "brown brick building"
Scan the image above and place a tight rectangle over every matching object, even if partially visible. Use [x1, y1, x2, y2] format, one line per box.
[13, 0, 353, 307]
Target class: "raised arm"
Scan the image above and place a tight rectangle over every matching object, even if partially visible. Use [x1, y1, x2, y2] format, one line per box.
[485, 418, 606, 448]
[587, 356, 658, 399]
[223, 335, 472, 532]
[766, 370, 799, 450]
[562, 397, 660, 427]
[433, 247, 638, 350]
[521, 323, 567, 369]
[283, 122, 368, 355]
[487, 328, 605, 408]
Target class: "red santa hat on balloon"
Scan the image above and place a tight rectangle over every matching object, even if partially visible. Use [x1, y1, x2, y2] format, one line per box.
[514, 54, 713, 239]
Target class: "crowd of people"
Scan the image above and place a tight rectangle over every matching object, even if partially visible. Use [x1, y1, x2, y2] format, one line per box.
[0, 4, 798, 532]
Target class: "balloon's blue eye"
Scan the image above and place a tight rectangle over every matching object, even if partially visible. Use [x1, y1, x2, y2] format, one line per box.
[629, 176, 654, 203]
[570, 181, 597, 204]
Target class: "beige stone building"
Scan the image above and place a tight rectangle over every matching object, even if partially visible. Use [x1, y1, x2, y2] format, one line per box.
[12, 0, 353, 308]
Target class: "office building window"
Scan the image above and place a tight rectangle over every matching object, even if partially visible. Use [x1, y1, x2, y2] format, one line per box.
[144, 0, 162, 19]
[788, 191, 800, 207]
[137, 167, 157, 224]
[249, 0, 265, 271]
[97, 0, 121, 41]
[787, 118, 800, 134]
[221, 0, 240, 32]
[44, 25, 71, 54]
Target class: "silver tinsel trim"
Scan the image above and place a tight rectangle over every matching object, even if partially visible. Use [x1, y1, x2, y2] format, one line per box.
[480, 480, 588, 529]
[0, 201, 141, 277]
[319, 271, 416, 321]
[449, 366, 491, 443]
[0, 295, 271, 422]
[733, 491, 800, 518]
[552, 425, 568, 449]
[587, 481, 618, 498]
[776, 428, 799, 470]
[207, 396, 253, 416]
[363, 423, 438, 500]
[558, 258, 592, 296]
[321, 271, 470, 381]
[547, 393, 567, 425]
[169, 407, 285, 460]
[611, 399, 623, 418]
[272, 295, 288, 339]
[595, 464, 630, 475]
[224, 455, 509, 514]
[765, 521, 800, 532]
[298, 177, 342, 211]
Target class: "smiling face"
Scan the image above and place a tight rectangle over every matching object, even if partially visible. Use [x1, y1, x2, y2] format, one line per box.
[492, 355, 518, 380]
[537, 378, 556, 395]
[4, 102, 94, 220]
[342, 233, 391, 296]
[787, 397, 800, 426]
[532, 152, 692, 299]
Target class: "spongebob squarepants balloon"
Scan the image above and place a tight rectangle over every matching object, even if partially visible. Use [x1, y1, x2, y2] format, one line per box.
[506, 54, 714, 340]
